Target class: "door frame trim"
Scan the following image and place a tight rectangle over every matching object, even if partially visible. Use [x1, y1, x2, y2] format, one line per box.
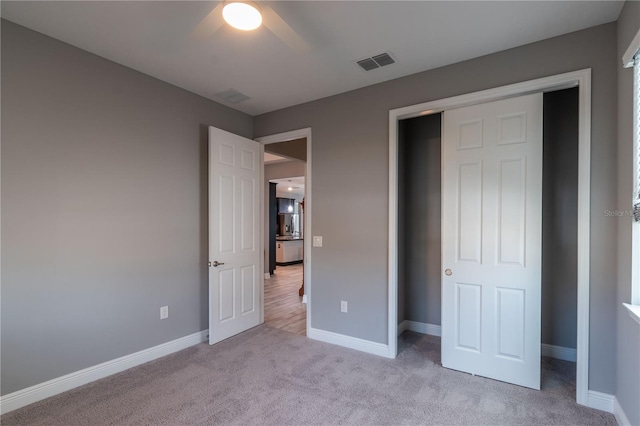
[256, 128, 312, 336]
[387, 69, 591, 406]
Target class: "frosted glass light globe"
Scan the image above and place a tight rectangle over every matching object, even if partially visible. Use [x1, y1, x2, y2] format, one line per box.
[223, 2, 262, 31]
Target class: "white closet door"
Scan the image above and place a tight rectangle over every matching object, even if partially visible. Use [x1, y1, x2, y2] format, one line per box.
[441, 93, 543, 389]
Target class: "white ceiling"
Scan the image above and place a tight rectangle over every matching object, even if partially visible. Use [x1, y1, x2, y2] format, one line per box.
[270, 176, 305, 196]
[264, 152, 290, 164]
[2, 1, 624, 116]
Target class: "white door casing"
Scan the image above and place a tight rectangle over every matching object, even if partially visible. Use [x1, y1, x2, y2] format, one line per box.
[209, 126, 261, 344]
[441, 93, 543, 389]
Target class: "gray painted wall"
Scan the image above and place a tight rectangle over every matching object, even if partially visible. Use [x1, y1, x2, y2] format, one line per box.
[1, 20, 253, 395]
[616, 1, 640, 424]
[542, 88, 578, 350]
[397, 114, 442, 326]
[255, 23, 619, 393]
[265, 161, 307, 180]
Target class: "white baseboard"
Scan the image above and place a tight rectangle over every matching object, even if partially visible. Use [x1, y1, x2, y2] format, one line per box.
[541, 344, 577, 362]
[397, 320, 441, 337]
[264, 272, 271, 280]
[397, 321, 409, 335]
[308, 327, 389, 358]
[586, 390, 614, 413]
[614, 396, 633, 426]
[0, 330, 208, 415]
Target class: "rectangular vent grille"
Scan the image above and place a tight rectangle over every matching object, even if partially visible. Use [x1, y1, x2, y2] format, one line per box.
[216, 88, 250, 104]
[356, 52, 395, 71]
[372, 53, 395, 67]
[357, 58, 379, 71]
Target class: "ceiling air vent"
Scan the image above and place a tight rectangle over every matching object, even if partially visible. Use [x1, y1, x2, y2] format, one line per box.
[215, 88, 250, 104]
[357, 58, 380, 71]
[356, 52, 396, 71]
[372, 53, 395, 67]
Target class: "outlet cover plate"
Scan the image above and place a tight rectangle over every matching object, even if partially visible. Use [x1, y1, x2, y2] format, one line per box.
[313, 236, 323, 247]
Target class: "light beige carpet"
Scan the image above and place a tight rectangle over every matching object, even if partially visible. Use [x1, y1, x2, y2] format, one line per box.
[1, 325, 615, 425]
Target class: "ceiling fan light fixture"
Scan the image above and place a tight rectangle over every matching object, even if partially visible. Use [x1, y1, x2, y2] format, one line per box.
[222, 2, 262, 31]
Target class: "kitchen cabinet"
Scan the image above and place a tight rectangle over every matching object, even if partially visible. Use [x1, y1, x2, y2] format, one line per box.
[276, 241, 284, 263]
[277, 197, 296, 213]
[275, 239, 303, 265]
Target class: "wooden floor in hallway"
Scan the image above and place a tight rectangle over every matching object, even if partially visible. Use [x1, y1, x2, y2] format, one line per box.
[264, 263, 306, 336]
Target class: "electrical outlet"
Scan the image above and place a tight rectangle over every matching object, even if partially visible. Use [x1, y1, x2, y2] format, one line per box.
[340, 301, 348, 313]
[313, 236, 323, 247]
[160, 306, 169, 320]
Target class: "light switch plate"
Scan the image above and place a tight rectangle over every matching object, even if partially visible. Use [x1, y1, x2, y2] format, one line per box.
[313, 236, 323, 247]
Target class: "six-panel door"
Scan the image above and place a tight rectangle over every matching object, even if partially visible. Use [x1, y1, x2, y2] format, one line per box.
[209, 126, 261, 345]
[441, 94, 543, 389]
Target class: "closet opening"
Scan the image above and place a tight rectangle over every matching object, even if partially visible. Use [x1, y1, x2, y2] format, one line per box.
[396, 87, 578, 393]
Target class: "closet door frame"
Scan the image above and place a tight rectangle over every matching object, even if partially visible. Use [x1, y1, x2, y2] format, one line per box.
[388, 69, 591, 406]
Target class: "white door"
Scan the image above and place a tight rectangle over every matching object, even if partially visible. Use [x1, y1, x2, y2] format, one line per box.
[209, 126, 261, 345]
[441, 93, 543, 389]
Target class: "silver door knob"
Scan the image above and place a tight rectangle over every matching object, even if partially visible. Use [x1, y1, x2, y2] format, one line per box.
[211, 261, 225, 267]
[445, 269, 452, 276]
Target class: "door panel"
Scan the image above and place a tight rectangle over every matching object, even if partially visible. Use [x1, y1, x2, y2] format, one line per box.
[209, 126, 261, 344]
[457, 162, 483, 263]
[219, 143, 235, 166]
[219, 175, 235, 253]
[495, 287, 525, 360]
[241, 265, 256, 314]
[458, 120, 483, 150]
[497, 113, 527, 145]
[218, 269, 235, 322]
[442, 93, 542, 390]
[241, 178, 255, 251]
[456, 282, 482, 352]
[241, 149, 255, 171]
[497, 158, 526, 266]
